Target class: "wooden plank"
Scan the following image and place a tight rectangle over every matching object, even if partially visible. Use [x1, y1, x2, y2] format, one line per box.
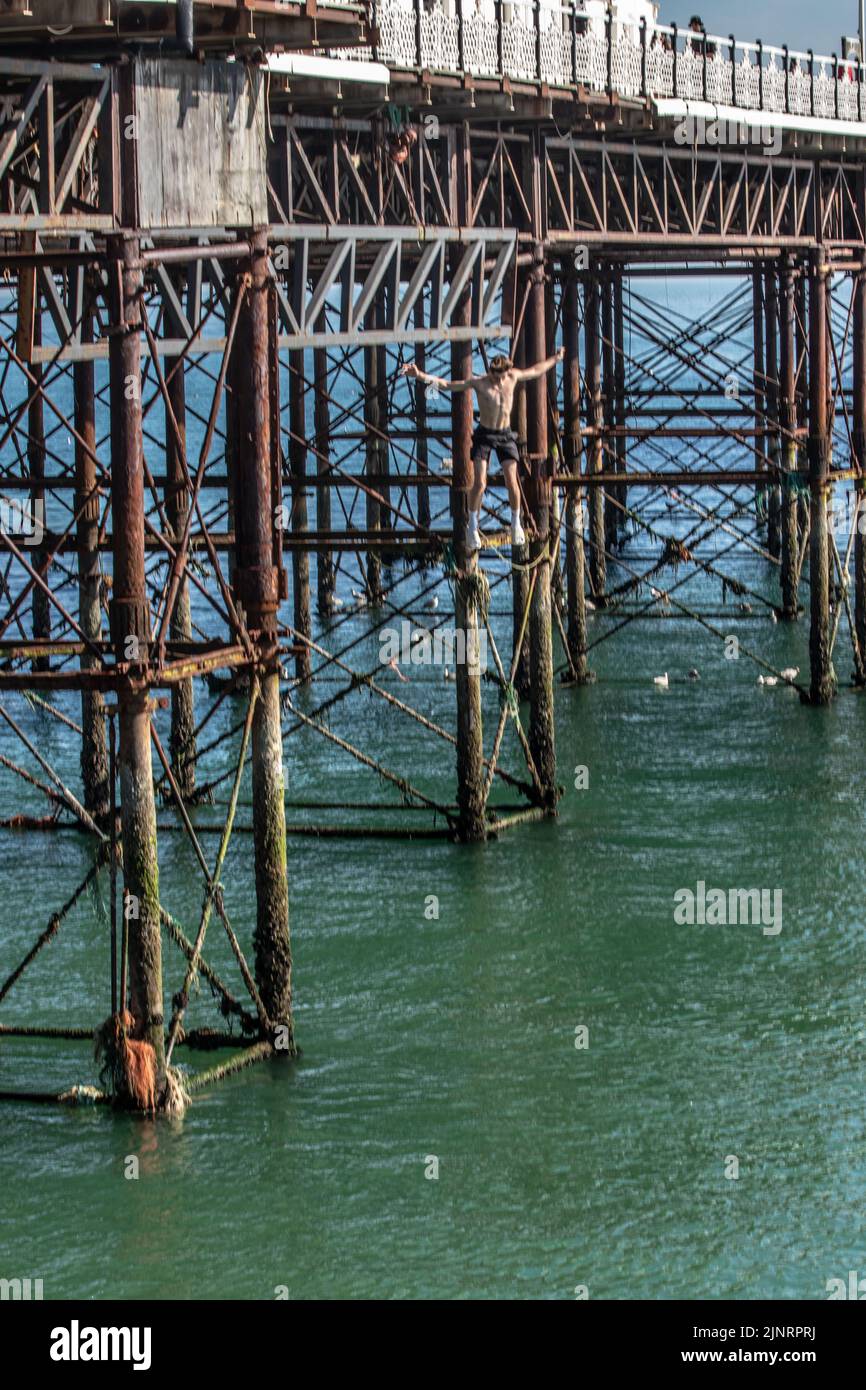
[15, 230, 36, 360]
[133, 58, 267, 230]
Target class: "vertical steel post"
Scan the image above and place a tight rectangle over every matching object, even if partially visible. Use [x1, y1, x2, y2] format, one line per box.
[752, 267, 767, 530]
[545, 270, 564, 612]
[795, 270, 809, 541]
[313, 345, 336, 615]
[807, 252, 835, 704]
[526, 242, 557, 808]
[563, 270, 593, 683]
[585, 262, 606, 602]
[779, 256, 800, 620]
[613, 266, 627, 520]
[449, 129, 486, 843]
[75, 291, 109, 819]
[289, 347, 312, 682]
[364, 331, 383, 605]
[165, 319, 196, 796]
[29, 313, 50, 669]
[108, 234, 165, 1097]
[602, 268, 617, 552]
[511, 320, 532, 699]
[765, 266, 781, 558]
[412, 306, 432, 531]
[233, 229, 294, 1035]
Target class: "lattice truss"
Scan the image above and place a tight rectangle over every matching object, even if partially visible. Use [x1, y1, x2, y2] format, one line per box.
[543, 265, 860, 689]
[0, 255, 860, 1094]
[542, 140, 865, 245]
[0, 232, 548, 1098]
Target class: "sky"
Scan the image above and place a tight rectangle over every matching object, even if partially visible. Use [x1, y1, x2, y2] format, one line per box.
[661, 1, 862, 54]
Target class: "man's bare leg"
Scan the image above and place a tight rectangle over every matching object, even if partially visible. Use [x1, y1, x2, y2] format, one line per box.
[502, 461, 526, 546]
[466, 453, 487, 550]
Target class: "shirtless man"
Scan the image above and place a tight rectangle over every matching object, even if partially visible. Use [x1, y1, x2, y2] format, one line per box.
[401, 348, 564, 550]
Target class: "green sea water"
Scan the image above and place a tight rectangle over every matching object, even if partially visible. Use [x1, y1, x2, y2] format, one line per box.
[2, 563, 865, 1300]
[1, 278, 864, 1300]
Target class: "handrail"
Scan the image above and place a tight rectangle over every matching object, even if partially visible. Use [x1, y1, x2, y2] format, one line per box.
[356, 0, 866, 124]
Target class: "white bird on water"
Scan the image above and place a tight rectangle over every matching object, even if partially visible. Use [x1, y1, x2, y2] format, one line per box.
[425, 595, 439, 612]
[757, 675, 778, 687]
[653, 672, 669, 688]
[350, 588, 367, 608]
[780, 666, 799, 682]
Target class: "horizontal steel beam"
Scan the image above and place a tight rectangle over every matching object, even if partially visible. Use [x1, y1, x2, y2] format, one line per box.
[30, 324, 511, 364]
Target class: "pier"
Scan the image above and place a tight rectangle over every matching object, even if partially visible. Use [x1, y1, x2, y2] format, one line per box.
[1, 0, 865, 1110]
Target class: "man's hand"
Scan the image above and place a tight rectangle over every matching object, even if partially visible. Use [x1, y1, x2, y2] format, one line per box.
[401, 362, 421, 379]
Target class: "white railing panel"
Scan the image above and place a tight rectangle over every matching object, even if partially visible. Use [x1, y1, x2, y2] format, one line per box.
[343, 5, 866, 126]
[575, 31, 608, 92]
[420, 2, 460, 73]
[502, 2, 537, 82]
[464, 9, 500, 77]
[610, 34, 641, 97]
[378, 0, 417, 68]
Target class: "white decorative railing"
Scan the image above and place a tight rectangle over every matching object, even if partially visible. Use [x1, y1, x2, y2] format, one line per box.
[360, 3, 866, 124]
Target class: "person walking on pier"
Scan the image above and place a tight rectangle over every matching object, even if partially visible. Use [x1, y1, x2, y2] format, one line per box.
[401, 348, 563, 550]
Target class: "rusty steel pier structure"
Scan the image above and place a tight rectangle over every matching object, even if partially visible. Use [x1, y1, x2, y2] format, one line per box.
[1, 1, 866, 1110]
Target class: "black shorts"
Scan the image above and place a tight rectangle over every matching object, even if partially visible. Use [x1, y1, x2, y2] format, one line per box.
[471, 425, 520, 467]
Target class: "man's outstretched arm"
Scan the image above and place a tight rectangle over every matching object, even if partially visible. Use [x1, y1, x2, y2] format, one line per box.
[400, 362, 476, 393]
[513, 347, 565, 381]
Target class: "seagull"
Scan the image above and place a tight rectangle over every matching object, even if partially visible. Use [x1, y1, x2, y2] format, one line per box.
[739, 603, 752, 614]
[350, 588, 368, 608]
[443, 667, 455, 682]
[586, 598, 597, 612]
[770, 610, 778, 624]
[425, 595, 439, 612]
[780, 667, 799, 682]
[653, 673, 669, 688]
[688, 669, 700, 681]
[330, 596, 344, 611]
[757, 675, 778, 687]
